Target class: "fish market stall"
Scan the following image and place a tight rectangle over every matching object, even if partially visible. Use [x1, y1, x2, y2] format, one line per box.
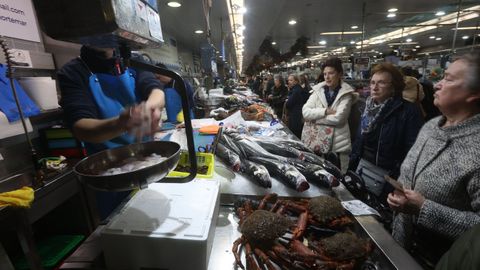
[148, 100, 424, 270]
[58, 117, 422, 270]
[199, 116, 423, 270]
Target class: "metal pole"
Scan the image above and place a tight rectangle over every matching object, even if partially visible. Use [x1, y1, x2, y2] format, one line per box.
[471, 18, 479, 51]
[360, 2, 366, 57]
[451, 0, 463, 53]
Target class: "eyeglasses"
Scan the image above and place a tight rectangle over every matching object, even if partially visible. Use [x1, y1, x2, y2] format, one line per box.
[370, 80, 391, 88]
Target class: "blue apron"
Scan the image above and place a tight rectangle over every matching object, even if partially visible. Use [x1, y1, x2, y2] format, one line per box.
[85, 68, 139, 153]
[84, 65, 139, 220]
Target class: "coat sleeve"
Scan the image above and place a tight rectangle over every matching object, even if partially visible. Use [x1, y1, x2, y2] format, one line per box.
[316, 94, 353, 126]
[417, 170, 480, 239]
[57, 63, 99, 129]
[285, 87, 302, 109]
[302, 92, 327, 121]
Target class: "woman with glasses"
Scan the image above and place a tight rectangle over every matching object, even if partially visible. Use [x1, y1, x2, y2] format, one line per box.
[388, 53, 480, 268]
[349, 62, 424, 203]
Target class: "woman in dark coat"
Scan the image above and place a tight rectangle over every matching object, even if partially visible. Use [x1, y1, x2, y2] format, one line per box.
[349, 63, 424, 202]
[285, 74, 309, 138]
[268, 75, 288, 118]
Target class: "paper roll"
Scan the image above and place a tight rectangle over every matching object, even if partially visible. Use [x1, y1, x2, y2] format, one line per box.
[18, 77, 59, 110]
[0, 111, 33, 139]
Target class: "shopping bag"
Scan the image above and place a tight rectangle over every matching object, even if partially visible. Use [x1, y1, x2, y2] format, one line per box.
[355, 158, 388, 197]
[301, 121, 334, 154]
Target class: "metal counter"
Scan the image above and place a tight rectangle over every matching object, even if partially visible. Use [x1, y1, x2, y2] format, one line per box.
[207, 162, 423, 270]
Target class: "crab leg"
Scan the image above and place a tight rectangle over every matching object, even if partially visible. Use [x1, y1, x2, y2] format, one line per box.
[245, 242, 262, 270]
[292, 211, 308, 240]
[232, 236, 245, 269]
[253, 247, 277, 270]
[258, 192, 278, 210]
[289, 239, 319, 266]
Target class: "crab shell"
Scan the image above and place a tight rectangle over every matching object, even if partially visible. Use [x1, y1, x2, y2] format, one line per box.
[308, 196, 346, 224]
[240, 210, 293, 243]
[319, 232, 370, 261]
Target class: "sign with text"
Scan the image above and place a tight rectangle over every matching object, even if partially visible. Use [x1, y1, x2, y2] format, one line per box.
[0, 0, 40, 42]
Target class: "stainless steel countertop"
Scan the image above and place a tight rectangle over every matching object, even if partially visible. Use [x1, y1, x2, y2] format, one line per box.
[206, 161, 423, 270]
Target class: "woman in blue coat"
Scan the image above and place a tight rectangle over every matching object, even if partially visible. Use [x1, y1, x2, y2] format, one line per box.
[349, 63, 424, 202]
[285, 74, 309, 138]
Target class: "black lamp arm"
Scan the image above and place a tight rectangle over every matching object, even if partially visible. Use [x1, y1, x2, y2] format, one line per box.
[126, 59, 197, 183]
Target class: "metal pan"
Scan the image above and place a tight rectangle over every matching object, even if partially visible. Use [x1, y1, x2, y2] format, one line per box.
[74, 141, 183, 191]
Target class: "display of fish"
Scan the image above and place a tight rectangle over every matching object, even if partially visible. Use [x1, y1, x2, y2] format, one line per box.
[234, 138, 288, 162]
[216, 142, 241, 171]
[240, 159, 272, 188]
[253, 139, 305, 160]
[250, 157, 310, 192]
[265, 138, 313, 152]
[286, 158, 339, 188]
[219, 133, 241, 155]
[300, 151, 343, 180]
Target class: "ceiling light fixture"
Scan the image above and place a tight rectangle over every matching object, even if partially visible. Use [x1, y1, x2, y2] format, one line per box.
[415, 45, 421, 48]
[451, 26, 480, 30]
[194, 30, 203, 34]
[435, 11, 446, 16]
[271, 41, 276, 45]
[288, 19, 297, 25]
[227, 0, 246, 73]
[320, 31, 362, 35]
[167, 1, 181, 8]
[387, 13, 396, 18]
[436, 37, 442, 41]
[319, 40, 327, 45]
[350, 40, 355, 44]
[388, 42, 418, 46]
[412, 48, 417, 51]
[351, 25, 359, 29]
[429, 35, 436, 39]
[308, 5, 480, 64]
[388, 8, 398, 13]
[406, 38, 412, 42]
[462, 35, 469, 39]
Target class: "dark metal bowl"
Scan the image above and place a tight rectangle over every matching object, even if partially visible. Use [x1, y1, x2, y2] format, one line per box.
[74, 141, 181, 191]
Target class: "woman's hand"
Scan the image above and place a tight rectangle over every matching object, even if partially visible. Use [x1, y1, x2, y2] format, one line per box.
[326, 108, 337, 115]
[387, 189, 426, 215]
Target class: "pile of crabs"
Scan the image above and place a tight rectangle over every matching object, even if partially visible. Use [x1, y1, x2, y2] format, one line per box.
[233, 193, 373, 270]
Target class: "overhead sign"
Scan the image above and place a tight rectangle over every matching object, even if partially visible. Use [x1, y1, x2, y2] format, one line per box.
[0, 0, 40, 42]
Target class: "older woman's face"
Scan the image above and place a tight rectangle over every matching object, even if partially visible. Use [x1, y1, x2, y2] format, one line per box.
[433, 60, 479, 112]
[323, 67, 341, 88]
[274, 78, 281, 87]
[287, 76, 297, 88]
[370, 72, 394, 103]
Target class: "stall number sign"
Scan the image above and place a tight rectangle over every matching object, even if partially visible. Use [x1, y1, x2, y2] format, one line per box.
[0, 0, 40, 42]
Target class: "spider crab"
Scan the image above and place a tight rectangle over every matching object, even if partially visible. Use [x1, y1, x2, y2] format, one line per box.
[232, 193, 373, 270]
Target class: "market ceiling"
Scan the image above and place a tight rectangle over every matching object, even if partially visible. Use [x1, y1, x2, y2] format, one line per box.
[158, 0, 480, 72]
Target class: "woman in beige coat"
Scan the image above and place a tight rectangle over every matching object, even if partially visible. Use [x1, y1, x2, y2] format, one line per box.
[302, 57, 356, 173]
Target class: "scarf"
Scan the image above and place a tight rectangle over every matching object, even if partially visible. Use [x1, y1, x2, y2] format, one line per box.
[323, 85, 341, 107]
[361, 96, 393, 134]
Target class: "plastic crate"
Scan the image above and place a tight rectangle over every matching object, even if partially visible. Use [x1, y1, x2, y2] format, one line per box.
[14, 235, 84, 270]
[167, 152, 214, 178]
